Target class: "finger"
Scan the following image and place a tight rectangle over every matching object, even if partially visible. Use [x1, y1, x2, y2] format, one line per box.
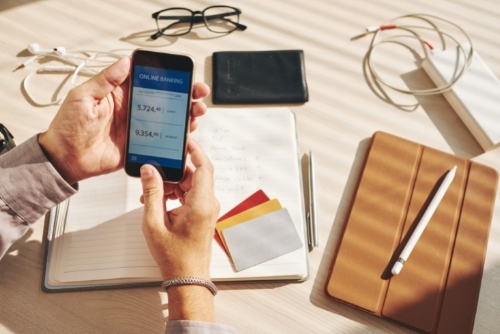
[173, 187, 185, 199]
[185, 139, 215, 196]
[192, 82, 210, 100]
[188, 138, 213, 173]
[167, 192, 180, 201]
[81, 57, 131, 100]
[190, 100, 207, 118]
[163, 182, 177, 197]
[189, 117, 199, 132]
[140, 169, 190, 202]
[141, 194, 169, 204]
[178, 164, 194, 193]
[140, 164, 167, 230]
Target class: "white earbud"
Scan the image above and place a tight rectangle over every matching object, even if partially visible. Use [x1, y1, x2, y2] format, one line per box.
[19, 44, 130, 105]
[27, 43, 67, 56]
[27, 43, 50, 55]
[53, 46, 66, 55]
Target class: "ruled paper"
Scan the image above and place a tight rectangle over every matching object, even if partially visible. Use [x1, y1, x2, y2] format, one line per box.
[49, 108, 308, 284]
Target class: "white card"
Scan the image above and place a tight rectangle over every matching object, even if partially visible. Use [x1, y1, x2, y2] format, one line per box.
[222, 208, 303, 272]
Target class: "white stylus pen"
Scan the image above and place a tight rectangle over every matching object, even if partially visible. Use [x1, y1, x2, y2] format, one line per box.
[391, 165, 457, 276]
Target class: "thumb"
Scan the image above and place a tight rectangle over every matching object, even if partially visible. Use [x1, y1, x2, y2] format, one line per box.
[140, 164, 166, 229]
[85, 56, 131, 100]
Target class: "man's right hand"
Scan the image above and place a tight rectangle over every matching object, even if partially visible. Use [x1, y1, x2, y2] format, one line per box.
[140, 139, 219, 281]
[140, 139, 219, 321]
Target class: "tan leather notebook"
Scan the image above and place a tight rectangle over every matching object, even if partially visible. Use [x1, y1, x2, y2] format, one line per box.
[326, 131, 498, 334]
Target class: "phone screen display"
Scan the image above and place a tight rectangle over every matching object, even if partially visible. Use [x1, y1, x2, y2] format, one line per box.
[125, 51, 194, 182]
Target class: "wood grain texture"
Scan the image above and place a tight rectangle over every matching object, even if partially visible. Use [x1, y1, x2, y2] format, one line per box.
[1, 0, 500, 333]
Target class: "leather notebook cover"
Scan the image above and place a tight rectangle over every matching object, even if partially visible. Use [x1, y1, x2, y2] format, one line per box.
[212, 50, 309, 104]
[326, 131, 498, 334]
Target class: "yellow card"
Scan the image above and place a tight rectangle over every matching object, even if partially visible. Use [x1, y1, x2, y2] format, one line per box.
[216, 198, 282, 252]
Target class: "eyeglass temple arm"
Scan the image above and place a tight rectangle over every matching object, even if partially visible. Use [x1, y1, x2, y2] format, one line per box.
[151, 20, 188, 39]
[204, 12, 247, 30]
[223, 18, 246, 30]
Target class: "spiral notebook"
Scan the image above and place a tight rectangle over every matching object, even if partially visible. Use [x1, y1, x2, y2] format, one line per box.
[326, 131, 498, 334]
[43, 108, 309, 292]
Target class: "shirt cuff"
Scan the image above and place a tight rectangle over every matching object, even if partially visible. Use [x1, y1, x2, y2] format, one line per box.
[166, 320, 236, 334]
[0, 135, 77, 224]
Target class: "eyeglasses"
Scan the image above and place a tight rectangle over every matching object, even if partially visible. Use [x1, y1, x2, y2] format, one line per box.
[0, 124, 16, 156]
[151, 6, 247, 40]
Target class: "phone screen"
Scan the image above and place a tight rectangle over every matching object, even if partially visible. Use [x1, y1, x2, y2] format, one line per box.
[125, 50, 194, 182]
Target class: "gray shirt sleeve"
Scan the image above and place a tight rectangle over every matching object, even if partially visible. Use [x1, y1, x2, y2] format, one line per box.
[0, 135, 236, 334]
[166, 320, 236, 334]
[0, 135, 76, 259]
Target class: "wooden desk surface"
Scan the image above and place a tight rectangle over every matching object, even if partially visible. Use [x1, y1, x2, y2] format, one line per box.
[1, 1, 499, 333]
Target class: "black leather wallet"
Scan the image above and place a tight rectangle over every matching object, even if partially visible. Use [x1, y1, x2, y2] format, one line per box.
[212, 50, 309, 104]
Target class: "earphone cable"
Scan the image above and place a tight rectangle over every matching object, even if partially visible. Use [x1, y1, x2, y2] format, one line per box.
[20, 47, 129, 106]
[364, 13, 474, 96]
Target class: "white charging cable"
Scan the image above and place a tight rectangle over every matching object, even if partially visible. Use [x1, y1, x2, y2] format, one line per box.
[363, 13, 474, 96]
[17, 44, 131, 106]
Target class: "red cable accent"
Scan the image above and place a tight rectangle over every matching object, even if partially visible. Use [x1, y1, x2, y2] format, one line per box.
[380, 24, 397, 30]
[423, 41, 434, 50]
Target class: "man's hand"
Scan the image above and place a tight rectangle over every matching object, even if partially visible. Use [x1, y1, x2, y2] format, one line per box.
[39, 57, 210, 185]
[140, 139, 219, 321]
[140, 139, 220, 280]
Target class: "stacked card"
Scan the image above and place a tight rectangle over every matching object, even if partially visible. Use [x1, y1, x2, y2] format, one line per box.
[215, 190, 303, 272]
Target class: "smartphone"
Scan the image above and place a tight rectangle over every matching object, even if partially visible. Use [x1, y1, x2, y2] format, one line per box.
[125, 49, 195, 183]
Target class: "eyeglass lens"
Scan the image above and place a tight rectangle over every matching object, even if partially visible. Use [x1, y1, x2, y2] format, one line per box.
[156, 6, 240, 36]
[156, 9, 193, 36]
[203, 7, 240, 33]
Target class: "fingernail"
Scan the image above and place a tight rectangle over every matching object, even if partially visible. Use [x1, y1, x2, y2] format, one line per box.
[140, 165, 152, 179]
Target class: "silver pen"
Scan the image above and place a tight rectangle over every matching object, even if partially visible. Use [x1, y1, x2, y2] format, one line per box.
[308, 151, 318, 248]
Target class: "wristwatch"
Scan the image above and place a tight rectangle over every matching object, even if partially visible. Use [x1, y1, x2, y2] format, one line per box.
[0, 124, 16, 156]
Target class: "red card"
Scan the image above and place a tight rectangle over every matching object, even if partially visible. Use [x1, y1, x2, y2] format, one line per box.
[214, 190, 270, 251]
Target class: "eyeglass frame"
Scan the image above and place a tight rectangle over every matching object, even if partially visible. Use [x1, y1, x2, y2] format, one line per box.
[0, 124, 16, 156]
[151, 5, 247, 40]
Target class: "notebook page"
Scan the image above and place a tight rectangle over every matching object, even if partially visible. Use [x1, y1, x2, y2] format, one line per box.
[54, 171, 162, 282]
[192, 108, 308, 280]
[51, 107, 307, 283]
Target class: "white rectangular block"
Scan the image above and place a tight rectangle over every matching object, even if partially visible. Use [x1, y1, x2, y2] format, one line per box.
[422, 44, 500, 151]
